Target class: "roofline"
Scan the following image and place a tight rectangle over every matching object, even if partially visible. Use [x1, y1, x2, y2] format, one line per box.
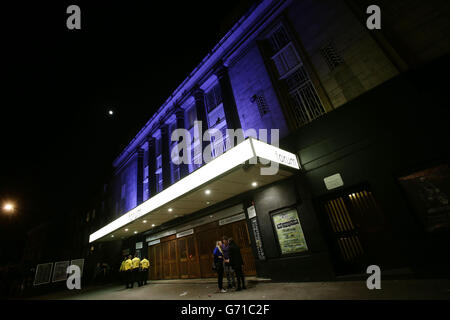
[112, 0, 289, 168]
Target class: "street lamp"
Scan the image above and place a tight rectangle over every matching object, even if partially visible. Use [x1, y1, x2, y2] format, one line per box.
[3, 203, 14, 213]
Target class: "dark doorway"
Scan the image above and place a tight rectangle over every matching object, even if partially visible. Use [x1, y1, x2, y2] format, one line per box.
[317, 185, 386, 275]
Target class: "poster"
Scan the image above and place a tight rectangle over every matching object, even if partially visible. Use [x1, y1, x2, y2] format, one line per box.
[272, 209, 308, 255]
[251, 218, 266, 260]
[52, 261, 70, 282]
[398, 164, 450, 232]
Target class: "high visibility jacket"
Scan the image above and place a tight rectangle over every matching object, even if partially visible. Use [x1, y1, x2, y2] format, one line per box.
[119, 260, 126, 272]
[124, 259, 132, 271]
[131, 257, 140, 269]
[140, 259, 149, 270]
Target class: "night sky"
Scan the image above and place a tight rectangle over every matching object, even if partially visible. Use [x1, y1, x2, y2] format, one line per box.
[1, 1, 256, 263]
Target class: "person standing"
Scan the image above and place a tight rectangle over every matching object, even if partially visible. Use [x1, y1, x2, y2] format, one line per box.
[140, 257, 150, 285]
[213, 241, 226, 293]
[124, 255, 133, 289]
[221, 236, 236, 289]
[131, 254, 141, 287]
[229, 237, 246, 291]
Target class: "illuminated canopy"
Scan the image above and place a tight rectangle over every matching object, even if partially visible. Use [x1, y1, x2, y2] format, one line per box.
[89, 138, 300, 243]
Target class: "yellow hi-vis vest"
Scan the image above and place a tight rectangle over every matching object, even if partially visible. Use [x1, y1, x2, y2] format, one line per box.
[124, 259, 132, 271]
[120, 260, 126, 272]
[140, 259, 149, 270]
[131, 257, 140, 269]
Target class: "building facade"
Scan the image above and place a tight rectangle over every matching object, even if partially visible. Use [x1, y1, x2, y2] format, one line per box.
[88, 0, 450, 281]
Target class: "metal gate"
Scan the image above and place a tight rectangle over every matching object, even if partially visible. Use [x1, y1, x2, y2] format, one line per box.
[320, 187, 384, 275]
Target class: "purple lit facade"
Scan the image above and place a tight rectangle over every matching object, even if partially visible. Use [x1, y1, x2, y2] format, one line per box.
[84, 0, 450, 282]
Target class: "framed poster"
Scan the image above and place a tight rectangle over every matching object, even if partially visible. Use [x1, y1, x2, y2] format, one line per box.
[70, 259, 85, 277]
[398, 164, 450, 232]
[52, 261, 70, 282]
[33, 262, 53, 286]
[271, 208, 308, 255]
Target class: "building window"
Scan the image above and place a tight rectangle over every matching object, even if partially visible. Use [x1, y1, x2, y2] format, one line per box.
[272, 43, 301, 78]
[286, 67, 325, 126]
[320, 42, 344, 71]
[156, 173, 163, 193]
[156, 155, 162, 170]
[268, 24, 290, 54]
[186, 106, 196, 129]
[205, 84, 222, 113]
[173, 166, 180, 182]
[267, 23, 325, 128]
[251, 92, 270, 117]
[121, 183, 126, 198]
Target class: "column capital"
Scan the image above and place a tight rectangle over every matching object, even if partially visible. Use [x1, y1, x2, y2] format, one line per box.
[191, 84, 205, 102]
[214, 61, 229, 80]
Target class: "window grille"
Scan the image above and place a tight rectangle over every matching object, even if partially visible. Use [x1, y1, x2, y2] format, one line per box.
[321, 42, 344, 71]
[289, 82, 325, 127]
[267, 22, 326, 129]
[251, 92, 270, 117]
[269, 25, 290, 53]
[272, 43, 301, 77]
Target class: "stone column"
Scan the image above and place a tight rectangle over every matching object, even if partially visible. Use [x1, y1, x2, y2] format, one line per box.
[146, 135, 157, 197]
[136, 148, 144, 205]
[175, 107, 189, 179]
[215, 63, 242, 130]
[192, 85, 209, 165]
[160, 124, 172, 190]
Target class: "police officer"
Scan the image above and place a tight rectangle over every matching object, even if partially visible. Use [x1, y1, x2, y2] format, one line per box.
[140, 257, 150, 285]
[124, 255, 133, 289]
[131, 254, 141, 287]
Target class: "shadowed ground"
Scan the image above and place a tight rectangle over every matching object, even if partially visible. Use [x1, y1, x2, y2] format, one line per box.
[28, 277, 450, 300]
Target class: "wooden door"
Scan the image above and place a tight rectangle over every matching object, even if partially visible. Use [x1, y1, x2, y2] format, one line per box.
[148, 244, 162, 280]
[178, 235, 201, 279]
[162, 240, 179, 279]
[196, 228, 218, 278]
[178, 237, 189, 279]
[230, 220, 257, 276]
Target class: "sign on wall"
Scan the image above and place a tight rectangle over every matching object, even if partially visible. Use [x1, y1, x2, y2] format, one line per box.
[219, 213, 245, 226]
[176, 229, 194, 238]
[136, 242, 143, 250]
[250, 218, 266, 260]
[324, 173, 344, 190]
[247, 205, 257, 219]
[272, 208, 308, 255]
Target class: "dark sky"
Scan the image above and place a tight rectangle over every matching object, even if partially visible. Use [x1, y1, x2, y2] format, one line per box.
[1, 1, 256, 262]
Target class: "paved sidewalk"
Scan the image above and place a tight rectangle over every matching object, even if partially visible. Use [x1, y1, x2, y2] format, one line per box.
[29, 278, 450, 300]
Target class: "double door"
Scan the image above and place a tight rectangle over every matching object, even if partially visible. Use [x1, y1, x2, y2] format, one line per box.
[148, 219, 257, 279]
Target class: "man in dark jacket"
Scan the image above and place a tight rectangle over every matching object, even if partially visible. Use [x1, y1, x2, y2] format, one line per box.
[228, 237, 246, 290]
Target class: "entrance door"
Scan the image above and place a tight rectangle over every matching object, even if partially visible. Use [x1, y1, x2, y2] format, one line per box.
[178, 235, 201, 278]
[319, 187, 385, 275]
[162, 239, 179, 279]
[148, 243, 162, 280]
[229, 220, 257, 276]
[197, 228, 219, 278]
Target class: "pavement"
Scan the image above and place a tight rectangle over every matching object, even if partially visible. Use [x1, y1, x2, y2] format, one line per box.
[28, 277, 450, 300]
